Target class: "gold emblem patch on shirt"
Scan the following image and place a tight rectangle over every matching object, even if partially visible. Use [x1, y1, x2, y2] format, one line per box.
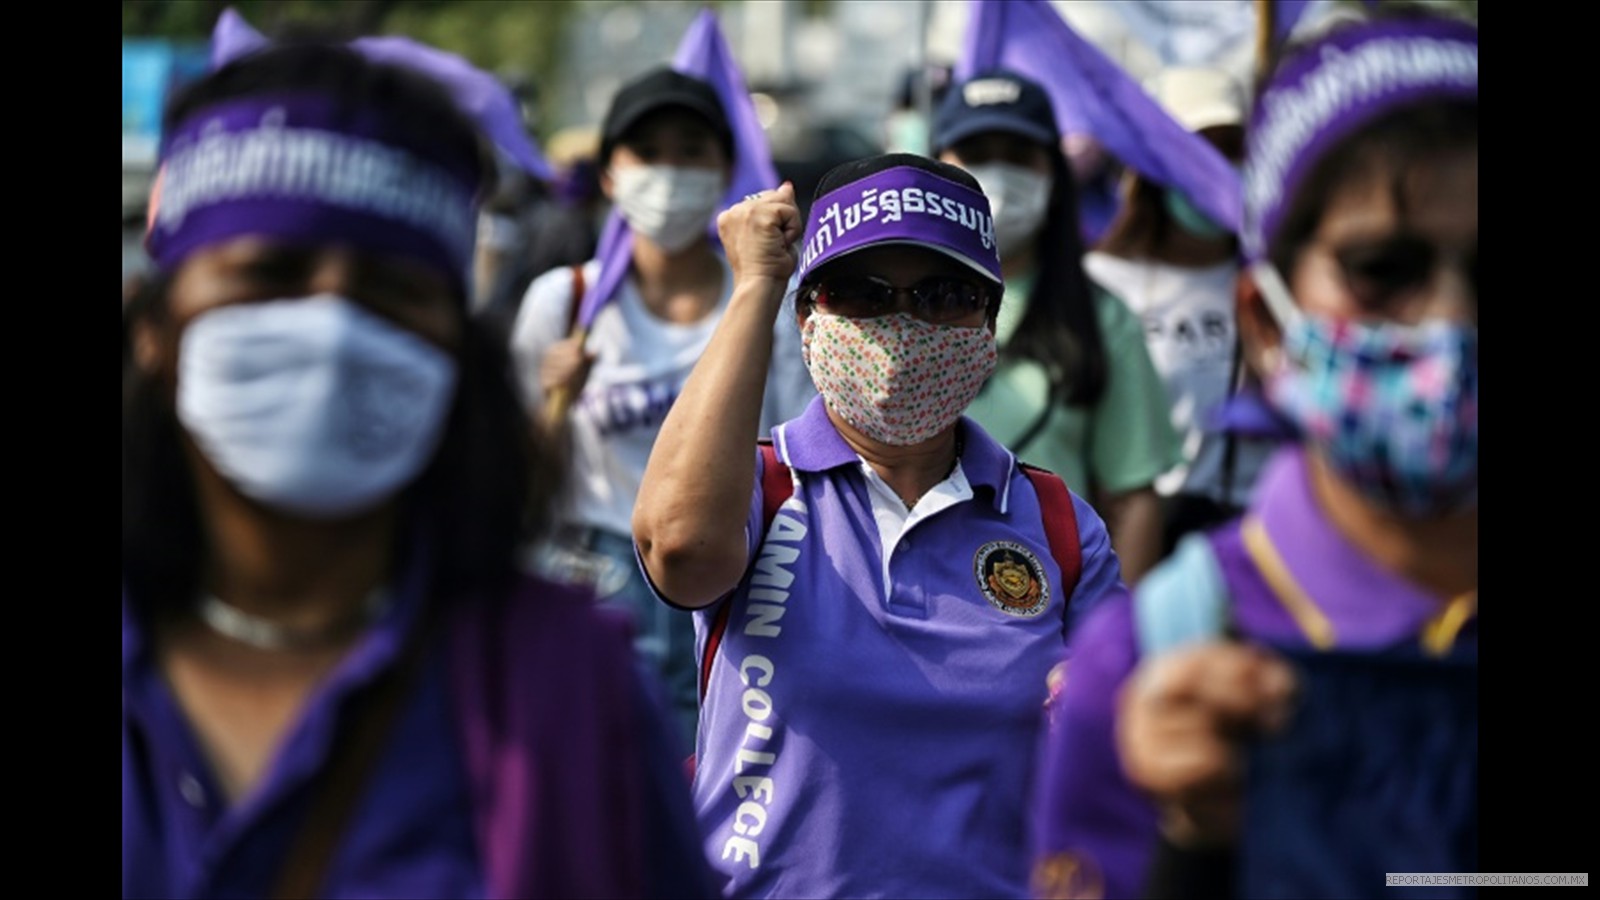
[974, 540, 1050, 618]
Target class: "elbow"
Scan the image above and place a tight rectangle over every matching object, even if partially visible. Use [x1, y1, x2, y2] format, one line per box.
[633, 512, 748, 610]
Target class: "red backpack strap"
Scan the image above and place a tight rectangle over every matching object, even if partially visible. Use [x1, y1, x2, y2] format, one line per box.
[699, 440, 792, 705]
[1019, 463, 1083, 604]
[565, 263, 586, 334]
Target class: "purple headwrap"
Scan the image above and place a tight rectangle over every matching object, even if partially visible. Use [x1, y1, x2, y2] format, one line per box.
[145, 93, 481, 294]
[1242, 17, 1478, 263]
[796, 165, 1002, 287]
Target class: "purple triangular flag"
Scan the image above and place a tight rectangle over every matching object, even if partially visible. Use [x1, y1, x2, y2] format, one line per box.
[955, 0, 1241, 232]
[210, 7, 268, 68]
[577, 6, 779, 330]
[208, 7, 551, 181]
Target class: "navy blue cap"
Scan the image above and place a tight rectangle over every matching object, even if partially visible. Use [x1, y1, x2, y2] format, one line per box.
[932, 71, 1060, 154]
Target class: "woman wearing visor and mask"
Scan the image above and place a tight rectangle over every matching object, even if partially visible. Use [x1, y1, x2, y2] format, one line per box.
[633, 154, 1128, 898]
[1031, 12, 1478, 899]
[934, 71, 1183, 586]
[122, 42, 712, 900]
[510, 67, 811, 752]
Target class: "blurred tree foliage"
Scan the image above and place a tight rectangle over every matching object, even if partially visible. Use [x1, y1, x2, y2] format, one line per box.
[123, 0, 583, 138]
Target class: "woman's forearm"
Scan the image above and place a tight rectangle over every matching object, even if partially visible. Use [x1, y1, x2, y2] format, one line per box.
[633, 276, 789, 608]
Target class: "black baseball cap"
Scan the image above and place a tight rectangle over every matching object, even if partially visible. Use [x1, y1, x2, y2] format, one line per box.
[931, 70, 1060, 155]
[599, 67, 733, 164]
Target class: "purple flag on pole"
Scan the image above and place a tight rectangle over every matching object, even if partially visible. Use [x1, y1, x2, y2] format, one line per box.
[577, 6, 779, 330]
[208, 7, 552, 181]
[954, 0, 1241, 232]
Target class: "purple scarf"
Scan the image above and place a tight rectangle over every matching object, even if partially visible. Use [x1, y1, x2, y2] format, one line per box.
[447, 577, 645, 899]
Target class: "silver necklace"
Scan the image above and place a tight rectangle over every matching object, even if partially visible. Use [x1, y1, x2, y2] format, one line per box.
[196, 588, 391, 651]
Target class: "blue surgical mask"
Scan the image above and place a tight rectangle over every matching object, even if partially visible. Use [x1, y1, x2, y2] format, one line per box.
[1163, 188, 1231, 240]
[177, 294, 458, 519]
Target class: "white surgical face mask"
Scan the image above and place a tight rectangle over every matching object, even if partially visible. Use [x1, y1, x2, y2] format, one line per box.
[964, 162, 1052, 256]
[177, 294, 458, 519]
[609, 164, 726, 253]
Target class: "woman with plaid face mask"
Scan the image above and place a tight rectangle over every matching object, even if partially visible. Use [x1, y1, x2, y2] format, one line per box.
[1031, 9, 1478, 899]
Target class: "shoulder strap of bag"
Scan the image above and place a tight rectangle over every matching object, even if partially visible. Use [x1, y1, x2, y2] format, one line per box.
[1019, 463, 1084, 607]
[698, 440, 792, 705]
[1133, 532, 1232, 659]
[271, 612, 434, 900]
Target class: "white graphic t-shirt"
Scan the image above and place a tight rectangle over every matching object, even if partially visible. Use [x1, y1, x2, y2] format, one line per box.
[1082, 252, 1270, 505]
[510, 256, 815, 537]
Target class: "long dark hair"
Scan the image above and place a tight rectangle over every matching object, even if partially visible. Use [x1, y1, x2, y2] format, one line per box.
[1013, 145, 1108, 407]
[122, 41, 562, 617]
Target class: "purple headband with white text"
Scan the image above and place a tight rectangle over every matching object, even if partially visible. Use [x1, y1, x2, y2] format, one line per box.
[145, 93, 482, 295]
[1242, 17, 1478, 263]
[796, 166, 1002, 286]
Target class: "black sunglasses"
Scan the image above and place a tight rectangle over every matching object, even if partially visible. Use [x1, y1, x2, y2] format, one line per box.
[806, 275, 995, 324]
[1332, 234, 1478, 310]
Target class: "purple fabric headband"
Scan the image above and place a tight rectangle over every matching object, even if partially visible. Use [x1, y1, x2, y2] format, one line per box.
[1242, 18, 1478, 263]
[796, 166, 1002, 286]
[146, 93, 481, 293]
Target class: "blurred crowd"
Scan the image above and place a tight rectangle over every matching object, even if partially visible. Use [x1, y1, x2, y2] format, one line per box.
[121, 2, 1478, 898]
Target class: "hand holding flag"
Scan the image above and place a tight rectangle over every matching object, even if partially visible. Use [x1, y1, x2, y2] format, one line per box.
[549, 6, 778, 425]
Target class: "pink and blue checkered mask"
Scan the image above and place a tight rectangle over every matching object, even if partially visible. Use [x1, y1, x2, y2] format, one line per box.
[1254, 264, 1478, 517]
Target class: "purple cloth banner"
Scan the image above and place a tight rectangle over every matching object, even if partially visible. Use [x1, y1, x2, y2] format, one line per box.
[209, 7, 552, 182]
[578, 7, 780, 330]
[955, 0, 1242, 232]
[795, 166, 1002, 286]
[1275, 0, 1319, 41]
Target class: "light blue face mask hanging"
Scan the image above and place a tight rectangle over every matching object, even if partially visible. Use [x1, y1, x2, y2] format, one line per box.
[177, 294, 459, 519]
[1163, 187, 1232, 240]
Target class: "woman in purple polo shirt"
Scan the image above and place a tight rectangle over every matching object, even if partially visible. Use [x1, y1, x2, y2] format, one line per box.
[633, 154, 1129, 898]
[121, 40, 714, 899]
[1031, 11, 1477, 900]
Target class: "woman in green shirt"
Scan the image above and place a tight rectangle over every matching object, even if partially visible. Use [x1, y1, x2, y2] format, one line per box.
[934, 70, 1182, 585]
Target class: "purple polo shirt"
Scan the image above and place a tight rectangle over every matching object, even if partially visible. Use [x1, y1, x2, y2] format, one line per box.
[1030, 446, 1478, 900]
[123, 553, 709, 899]
[683, 396, 1128, 899]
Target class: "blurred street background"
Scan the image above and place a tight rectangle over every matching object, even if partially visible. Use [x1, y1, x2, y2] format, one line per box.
[122, 0, 1477, 285]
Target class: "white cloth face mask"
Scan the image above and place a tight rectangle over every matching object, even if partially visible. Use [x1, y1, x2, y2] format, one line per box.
[177, 294, 458, 519]
[965, 163, 1052, 256]
[609, 164, 727, 253]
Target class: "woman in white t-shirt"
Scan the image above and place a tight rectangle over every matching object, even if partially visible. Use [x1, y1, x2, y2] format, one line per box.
[509, 68, 811, 752]
[1083, 66, 1280, 557]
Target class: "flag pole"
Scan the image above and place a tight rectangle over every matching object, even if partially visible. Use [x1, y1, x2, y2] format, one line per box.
[1255, 0, 1276, 87]
[541, 325, 588, 430]
[915, 0, 933, 153]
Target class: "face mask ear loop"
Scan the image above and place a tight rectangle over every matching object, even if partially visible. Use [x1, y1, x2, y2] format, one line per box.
[1249, 260, 1306, 335]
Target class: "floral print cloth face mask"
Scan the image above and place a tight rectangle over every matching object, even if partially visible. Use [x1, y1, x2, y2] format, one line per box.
[801, 311, 998, 446]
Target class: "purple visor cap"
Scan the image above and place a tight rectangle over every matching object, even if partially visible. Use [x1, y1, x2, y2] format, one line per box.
[795, 165, 1003, 286]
